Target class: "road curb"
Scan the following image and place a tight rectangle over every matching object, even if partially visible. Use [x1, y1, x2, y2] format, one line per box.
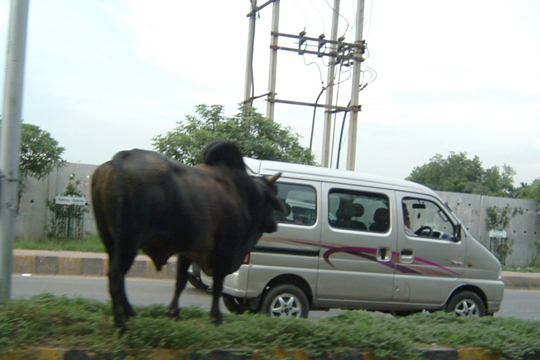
[1, 347, 538, 360]
[12, 250, 540, 290]
[12, 250, 177, 280]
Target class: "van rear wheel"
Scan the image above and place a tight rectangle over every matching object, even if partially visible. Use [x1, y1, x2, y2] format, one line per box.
[222, 294, 251, 314]
[187, 274, 208, 290]
[261, 284, 309, 319]
[446, 291, 486, 317]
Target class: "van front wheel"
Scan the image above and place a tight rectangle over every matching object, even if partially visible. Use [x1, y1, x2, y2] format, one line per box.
[446, 291, 486, 317]
[261, 284, 309, 319]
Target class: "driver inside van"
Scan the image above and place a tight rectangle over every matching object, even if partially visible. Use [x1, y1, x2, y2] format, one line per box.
[402, 203, 416, 236]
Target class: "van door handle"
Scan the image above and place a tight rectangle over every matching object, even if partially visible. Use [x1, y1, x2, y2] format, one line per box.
[377, 247, 391, 262]
[400, 249, 414, 263]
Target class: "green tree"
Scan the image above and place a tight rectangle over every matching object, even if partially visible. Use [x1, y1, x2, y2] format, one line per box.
[406, 152, 516, 196]
[485, 204, 523, 264]
[45, 174, 89, 239]
[0, 117, 66, 211]
[515, 178, 540, 214]
[153, 104, 316, 165]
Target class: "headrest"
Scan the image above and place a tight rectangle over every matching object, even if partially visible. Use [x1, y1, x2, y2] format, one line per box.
[374, 208, 389, 222]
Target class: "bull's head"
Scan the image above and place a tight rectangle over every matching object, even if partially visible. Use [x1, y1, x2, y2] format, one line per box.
[260, 172, 286, 234]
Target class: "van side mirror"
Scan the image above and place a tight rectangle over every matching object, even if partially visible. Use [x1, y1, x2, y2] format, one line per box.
[453, 223, 462, 242]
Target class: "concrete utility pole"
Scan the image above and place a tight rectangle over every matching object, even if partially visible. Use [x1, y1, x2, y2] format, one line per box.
[265, 0, 280, 121]
[244, 0, 257, 105]
[242, 0, 365, 168]
[320, 0, 341, 168]
[346, 0, 365, 171]
[0, 0, 30, 303]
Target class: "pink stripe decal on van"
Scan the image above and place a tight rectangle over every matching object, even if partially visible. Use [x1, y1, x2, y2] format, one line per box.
[259, 237, 461, 277]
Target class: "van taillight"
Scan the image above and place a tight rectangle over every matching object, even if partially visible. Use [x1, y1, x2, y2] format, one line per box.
[243, 252, 251, 265]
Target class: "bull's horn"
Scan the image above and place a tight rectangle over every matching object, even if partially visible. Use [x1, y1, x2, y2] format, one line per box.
[267, 172, 282, 184]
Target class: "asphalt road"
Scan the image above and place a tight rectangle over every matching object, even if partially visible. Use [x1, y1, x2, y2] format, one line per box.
[10, 274, 540, 320]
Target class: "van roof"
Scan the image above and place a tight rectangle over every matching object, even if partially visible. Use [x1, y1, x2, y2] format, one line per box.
[244, 157, 439, 197]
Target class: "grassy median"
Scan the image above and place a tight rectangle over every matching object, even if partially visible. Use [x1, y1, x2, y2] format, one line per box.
[1, 293, 540, 360]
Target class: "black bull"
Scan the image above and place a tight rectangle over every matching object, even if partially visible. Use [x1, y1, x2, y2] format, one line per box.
[91, 142, 285, 330]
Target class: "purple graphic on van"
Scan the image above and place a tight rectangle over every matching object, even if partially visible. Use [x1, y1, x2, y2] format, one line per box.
[260, 237, 462, 277]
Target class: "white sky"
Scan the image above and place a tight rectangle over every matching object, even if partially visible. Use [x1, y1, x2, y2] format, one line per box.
[0, 0, 539, 185]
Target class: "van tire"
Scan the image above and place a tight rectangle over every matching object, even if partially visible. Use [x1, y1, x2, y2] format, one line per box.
[187, 274, 208, 290]
[222, 294, 251, 314]
[261, 284, 309, 319]
[446, 291, 486, 317]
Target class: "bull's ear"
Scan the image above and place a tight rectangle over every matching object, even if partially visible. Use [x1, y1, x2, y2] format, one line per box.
[267, 172, 282, 184]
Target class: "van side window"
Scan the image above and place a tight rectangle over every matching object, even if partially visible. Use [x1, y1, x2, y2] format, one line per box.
[402, 198, 457, 240]
[329, 189, 390, 233]
[275, 182, 317, 226]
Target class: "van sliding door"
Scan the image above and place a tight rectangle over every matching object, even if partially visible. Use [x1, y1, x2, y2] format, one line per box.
[316, 184, 397, 302]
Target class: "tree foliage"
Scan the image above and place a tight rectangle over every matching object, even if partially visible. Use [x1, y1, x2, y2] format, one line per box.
[153, 104, 316, 166]
[20, 123, 66, 181]
[0, 117, 66, 211]
[406, 152, 516, 197]
[515, 178, 540, 214]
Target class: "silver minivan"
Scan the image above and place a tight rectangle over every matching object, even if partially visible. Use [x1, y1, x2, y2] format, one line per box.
[202, 158, 505, 318]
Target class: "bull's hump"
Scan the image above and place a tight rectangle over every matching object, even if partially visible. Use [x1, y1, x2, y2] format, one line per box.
[115, 149, 171, 175]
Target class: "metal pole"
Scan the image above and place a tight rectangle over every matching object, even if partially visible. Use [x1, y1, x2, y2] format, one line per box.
[265, 0, 279, 121]
[0, 0, 29, 303]
[346, 0, 364, 171]
[243, 0, 257, 105]
[321, 0, 340, 168]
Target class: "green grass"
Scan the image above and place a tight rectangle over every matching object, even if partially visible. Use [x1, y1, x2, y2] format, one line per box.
[1, 294, 539, 360]
[14, 236, 106, 253]
[503, 265, 540, 273]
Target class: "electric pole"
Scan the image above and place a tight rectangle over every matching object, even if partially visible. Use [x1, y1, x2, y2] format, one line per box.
[321, 0, 341, 168]
[346, 0, 365, 171]
[243, 0, 365, 170]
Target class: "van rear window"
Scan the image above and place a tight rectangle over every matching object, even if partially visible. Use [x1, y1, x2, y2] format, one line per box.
[275, 183, 317, 226]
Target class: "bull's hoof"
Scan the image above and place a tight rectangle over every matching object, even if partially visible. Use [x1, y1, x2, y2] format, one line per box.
[211, 316, 223, 325]
[166, 307, 179, 318]
[113, 320, 128, 335]
[117, 326, 128, 337]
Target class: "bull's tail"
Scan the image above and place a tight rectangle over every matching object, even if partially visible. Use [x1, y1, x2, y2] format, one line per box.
[111, 151, 131, 255]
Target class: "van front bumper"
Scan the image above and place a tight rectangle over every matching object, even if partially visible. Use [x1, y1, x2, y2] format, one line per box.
[487, 280, 505, 314]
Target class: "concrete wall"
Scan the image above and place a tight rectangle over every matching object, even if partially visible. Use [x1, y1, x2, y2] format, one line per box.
[15, 163, 540, 266]
[438, 191, 540, 267]
[16, 162, 97, 239]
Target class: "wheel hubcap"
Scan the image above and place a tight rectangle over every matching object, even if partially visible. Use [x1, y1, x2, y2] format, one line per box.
[455, 300, 479, 317]
[270, 293, 302, 318]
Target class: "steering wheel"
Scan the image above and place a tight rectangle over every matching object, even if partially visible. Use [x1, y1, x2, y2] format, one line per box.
[414, 226, 433, 237]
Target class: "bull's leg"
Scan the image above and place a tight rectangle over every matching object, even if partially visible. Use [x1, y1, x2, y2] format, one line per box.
[210, 272, 225, 325]
[166, 254, 192, 317]
[108, 250, 137, 331]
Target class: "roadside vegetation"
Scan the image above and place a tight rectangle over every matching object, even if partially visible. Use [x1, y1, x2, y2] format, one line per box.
[1, 294, 540, 360]
[14, 236, 105, 253]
